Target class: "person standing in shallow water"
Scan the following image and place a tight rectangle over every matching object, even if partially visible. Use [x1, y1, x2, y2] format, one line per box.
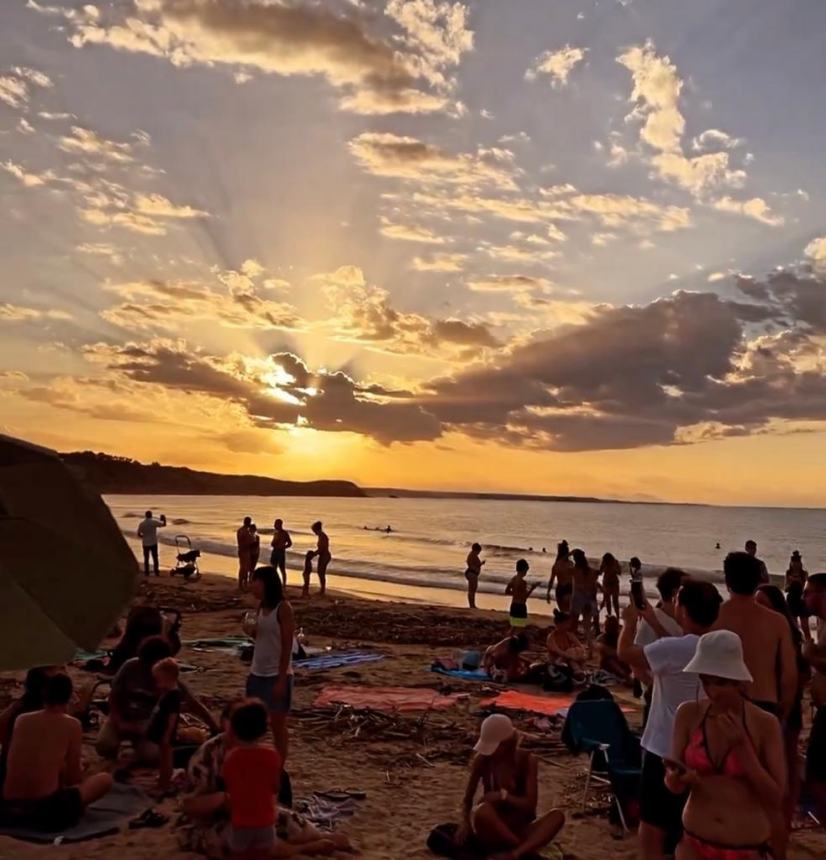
[546, 540, 574, 612]
[506, 559, 536, 633]
[270, 518, 292, 587]
[570, 549, 600, 647]
[745, 539, 770, 584]
[236, 516, 254, 591]
[137, 510, 166, 576]
[305, 521, 330, 597]
[600, 552, 622, 617]
[465, 543, 485, 609]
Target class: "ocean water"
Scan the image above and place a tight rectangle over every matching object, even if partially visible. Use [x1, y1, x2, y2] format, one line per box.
[106, 495, 825, 607]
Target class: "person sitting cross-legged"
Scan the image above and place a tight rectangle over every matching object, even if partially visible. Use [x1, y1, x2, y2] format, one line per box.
[457, 714, 564, 860]
[180, 700, 353, 859]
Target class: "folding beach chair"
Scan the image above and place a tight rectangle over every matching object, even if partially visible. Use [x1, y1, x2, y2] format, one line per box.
[561, 698, 641, 832]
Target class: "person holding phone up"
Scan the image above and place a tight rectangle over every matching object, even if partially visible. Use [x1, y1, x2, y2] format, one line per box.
[618, 580, 722, 860]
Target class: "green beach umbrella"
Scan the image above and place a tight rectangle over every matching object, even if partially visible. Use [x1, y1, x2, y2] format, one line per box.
[0, 434, 137, 670]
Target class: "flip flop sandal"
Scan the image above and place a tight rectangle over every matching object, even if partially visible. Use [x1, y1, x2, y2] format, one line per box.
[129, 809, 169, 829]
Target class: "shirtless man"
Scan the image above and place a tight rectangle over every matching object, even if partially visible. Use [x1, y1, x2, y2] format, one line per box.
[270, 518, 292, 587]
[745, 539, 770, 584]
[236, 516, 255, 590]
[803, 573, 826, 821]
[546, 541, 574, 612]
[714, 551, 797, 718]
[309, 521, 331, 596]
[2, 674, 113, 832]
[506, 559, 537, 632]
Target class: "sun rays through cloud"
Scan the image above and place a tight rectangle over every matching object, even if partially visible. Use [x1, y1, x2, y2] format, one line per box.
[2, 0, 825, 504]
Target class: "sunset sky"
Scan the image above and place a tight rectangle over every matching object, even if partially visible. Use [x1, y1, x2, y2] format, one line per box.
[2, 0, 825, 507]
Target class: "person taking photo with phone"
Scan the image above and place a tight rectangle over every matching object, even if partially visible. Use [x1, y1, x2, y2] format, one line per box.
[618, 580, 722, 860]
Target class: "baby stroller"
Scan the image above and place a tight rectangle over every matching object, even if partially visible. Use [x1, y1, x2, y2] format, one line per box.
[170, 534, 201, 581]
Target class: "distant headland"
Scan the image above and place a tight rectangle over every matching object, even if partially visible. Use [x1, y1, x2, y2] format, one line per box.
[61, 451, 366, 498]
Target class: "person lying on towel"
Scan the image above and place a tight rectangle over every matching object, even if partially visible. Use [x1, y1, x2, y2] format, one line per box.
[483, 634, 531, 682]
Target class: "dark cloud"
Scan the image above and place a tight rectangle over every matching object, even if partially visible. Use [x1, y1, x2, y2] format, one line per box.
[86, 266, 826, 451]
[421, 277, 826, 450]
[737, 270, 826, 330]
[91, 341, 441, 445]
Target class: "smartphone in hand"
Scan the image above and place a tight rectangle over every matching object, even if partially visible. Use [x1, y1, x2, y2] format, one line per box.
[630, 580, 646, 610]
[663, 757, 687, 774]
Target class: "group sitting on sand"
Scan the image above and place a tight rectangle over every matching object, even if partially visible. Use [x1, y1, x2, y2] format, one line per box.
[3, 512, 826, 860]
[0, 562, 356, 858]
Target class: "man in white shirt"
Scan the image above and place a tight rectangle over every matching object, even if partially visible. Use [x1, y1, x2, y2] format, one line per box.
[632, 568, 685, 726]
[137, 510, 166, 576]
[619, 579, 722, 860]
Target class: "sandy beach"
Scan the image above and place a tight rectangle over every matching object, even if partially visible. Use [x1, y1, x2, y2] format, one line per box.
[1, 574, 824, 860]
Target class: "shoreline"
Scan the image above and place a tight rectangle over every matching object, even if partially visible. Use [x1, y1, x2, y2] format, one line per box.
[123, 535, 760, 615]
[124, 535, 562, 617]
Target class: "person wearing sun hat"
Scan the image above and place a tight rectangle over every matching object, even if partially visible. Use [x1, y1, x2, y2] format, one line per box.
[665, 630, 786, 860]
[454, 714, 564, 859]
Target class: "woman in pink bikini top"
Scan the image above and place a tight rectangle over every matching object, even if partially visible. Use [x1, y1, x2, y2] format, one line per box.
[664, 631, 786, 860]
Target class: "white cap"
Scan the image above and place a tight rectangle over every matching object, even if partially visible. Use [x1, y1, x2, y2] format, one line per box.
[474, 714, 516, 756]
[683, 630, 753, 683]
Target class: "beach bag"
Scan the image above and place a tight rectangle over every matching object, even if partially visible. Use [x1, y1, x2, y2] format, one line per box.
[523, 662, 549, 685]
[543, 663, 574, 693]
[426, 823, 482, 858]
[458, 650, 481, 671]
[576, 683, 613, 702]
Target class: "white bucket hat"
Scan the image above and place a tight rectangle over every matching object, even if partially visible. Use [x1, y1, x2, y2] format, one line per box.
[683, 630, 753, 682]
[473, 713, 516, 755]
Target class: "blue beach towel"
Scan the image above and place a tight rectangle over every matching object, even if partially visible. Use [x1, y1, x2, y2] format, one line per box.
[0, 784, 151, 844]
[430, 665, 491, 682]
[183, 637, 252, 654]
[294, 651, 384, 671]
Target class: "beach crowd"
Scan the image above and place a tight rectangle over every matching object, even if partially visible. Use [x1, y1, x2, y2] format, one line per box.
[0, 509, 824, 860]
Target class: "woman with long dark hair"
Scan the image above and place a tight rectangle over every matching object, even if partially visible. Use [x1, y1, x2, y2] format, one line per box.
[571, 549, 599, 648]
[785, 551, 811, 643]
[546, 540, 574, 612]
[756, 583, 810, 833]
[243, 566, 295, 762]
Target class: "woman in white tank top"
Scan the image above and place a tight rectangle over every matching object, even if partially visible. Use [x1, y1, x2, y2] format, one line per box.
[244, 566, 295, 762]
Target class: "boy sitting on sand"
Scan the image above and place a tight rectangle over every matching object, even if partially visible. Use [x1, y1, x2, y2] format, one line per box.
[1, 674, 113, 831]
[145, 657, 182, 794]
[505, 559, 537, 632]
[222, 700, 282, 859]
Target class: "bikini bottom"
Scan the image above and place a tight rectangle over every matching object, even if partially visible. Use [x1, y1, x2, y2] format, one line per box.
[684, 830, 772, 860]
